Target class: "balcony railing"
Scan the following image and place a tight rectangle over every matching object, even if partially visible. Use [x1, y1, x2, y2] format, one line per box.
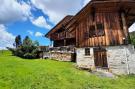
[66, 33, 75, 39]
[51, 32, 75, 40]
[49, 46, 75, 53]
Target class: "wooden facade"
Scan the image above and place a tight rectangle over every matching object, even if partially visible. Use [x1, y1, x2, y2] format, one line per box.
[45, 15, 76, 47]
[45, 0, 135, 48]
[72, 7, 126, 47]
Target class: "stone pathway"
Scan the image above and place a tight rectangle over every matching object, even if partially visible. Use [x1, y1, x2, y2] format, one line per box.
[91, 71, 117, 78]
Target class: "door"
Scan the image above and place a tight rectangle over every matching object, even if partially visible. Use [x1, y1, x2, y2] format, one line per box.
[94, 47, 108, 68]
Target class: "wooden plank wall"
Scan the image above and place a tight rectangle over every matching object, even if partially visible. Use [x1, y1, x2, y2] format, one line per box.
[75, 8, 125, 47]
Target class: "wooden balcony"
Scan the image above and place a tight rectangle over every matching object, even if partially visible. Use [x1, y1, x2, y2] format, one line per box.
[66, 34, 75, 39]
[49, 46, 75, 53]
[51, 32, 75, 41]
[50, 34, 65, 40]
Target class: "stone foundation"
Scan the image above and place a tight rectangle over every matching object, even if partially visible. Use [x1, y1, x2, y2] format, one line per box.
[44, 52, 75, 62]
[107, 45, 135, 74]
[76, 48, 95, 69]
[76, 45, 135, 75]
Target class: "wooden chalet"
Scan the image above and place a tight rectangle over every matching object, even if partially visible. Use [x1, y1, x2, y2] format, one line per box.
[45, 0, 135, 74]
[45, 15, 76, 47]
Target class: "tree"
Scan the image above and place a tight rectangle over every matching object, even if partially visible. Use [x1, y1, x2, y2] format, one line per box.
[131, 36, 135, 46]
[15, 35, 22, 48]
[8, 36, 40, 59]
[23, 36, 33, 46]
[130, 31, 135, 46]
[34, 40, 39, 46]
[22, 36, 34, 53]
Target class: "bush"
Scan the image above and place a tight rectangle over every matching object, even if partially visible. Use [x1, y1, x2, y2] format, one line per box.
[7, 36, 40, 59]
[24, 53, 34, 59]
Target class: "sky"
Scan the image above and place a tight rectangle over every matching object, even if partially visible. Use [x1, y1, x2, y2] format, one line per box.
[0, 0, 135, 50]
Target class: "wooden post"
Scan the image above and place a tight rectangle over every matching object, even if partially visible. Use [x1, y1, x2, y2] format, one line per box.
[50, 39, 53, 47]
[64, 39, 66, 46]
[104, 16, 110, 46]
[75, 27, 78, 47]
[121, 12, 129, 43]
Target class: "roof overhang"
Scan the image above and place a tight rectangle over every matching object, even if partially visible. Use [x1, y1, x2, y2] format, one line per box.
[45, 15, 73, 38]
[91, 0, 135, 27]
[45, 0, 135, 38]
[65, 0, 135, 31]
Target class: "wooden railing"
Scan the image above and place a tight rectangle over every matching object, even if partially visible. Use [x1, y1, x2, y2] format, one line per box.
[66, 34, 75, 38]
[49, 46, 75, 53]
[51, 32, 75, 40]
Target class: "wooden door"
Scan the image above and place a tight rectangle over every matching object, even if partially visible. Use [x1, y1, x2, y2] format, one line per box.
[94, 47, 108, 68]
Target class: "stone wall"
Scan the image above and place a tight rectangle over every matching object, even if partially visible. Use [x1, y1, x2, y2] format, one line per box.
[76, 45, 135, 75]
[76, 48, 95, 69]
[44, 52, 75, 62]
[107, 45, 135, 74]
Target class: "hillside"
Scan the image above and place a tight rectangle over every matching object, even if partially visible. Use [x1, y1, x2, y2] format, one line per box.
[0, 51, 135, 89]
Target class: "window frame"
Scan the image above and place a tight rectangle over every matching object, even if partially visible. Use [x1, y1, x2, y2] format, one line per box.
[96, 23, 105, 36]
[85, 48, 90, 56]
[89, 25, 96, 38]
[84, 32, 89, 39]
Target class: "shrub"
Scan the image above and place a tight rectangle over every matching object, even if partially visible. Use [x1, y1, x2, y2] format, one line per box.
[7, 36, 40, 59]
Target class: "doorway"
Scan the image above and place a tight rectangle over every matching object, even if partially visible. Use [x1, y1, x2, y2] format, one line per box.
[94, 47, 108, 68]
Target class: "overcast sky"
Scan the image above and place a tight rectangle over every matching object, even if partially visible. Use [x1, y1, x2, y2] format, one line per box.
[0, 0, 134, 49]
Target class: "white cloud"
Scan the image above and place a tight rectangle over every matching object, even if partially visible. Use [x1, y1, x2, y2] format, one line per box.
[0, 0, 89, 26]
[31, 0, 83, 24]
[0, 24, 15, 50]
[0, 0, 32, 24]
[27, 30, 34, 36]
[35, 32, 43, 37]
[83, 0, 91, 6]
[129, 23, 135, 32]
[31, 16, 51, 29]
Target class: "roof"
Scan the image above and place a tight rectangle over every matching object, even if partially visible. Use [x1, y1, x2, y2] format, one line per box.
[91, 0, 135, 27]
[45, 15, 73, 38]
[65, 0, 135, 31]
[45, 0, 135, 38]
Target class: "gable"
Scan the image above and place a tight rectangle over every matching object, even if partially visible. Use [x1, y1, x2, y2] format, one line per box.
[65, 0, 135, 32]
[45, 15, 73, 38]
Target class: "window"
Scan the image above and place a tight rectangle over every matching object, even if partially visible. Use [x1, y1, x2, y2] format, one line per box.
[88, 24, 104, 38]
[85, 48, 90, 56]
[96, 23, 105, 36]
[84, 32, 89, 39]
[89, 25, 96, 37]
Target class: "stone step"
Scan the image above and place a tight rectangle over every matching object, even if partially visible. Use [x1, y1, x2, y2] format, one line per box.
[96, 68, 109, 72]
[92, 71, 116, 78]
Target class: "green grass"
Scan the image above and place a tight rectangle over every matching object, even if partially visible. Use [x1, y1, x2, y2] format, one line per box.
[0, 51, 135, 89]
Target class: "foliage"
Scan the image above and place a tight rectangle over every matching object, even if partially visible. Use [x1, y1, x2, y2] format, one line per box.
[34, 40, 40, 46]
[23, 36, 33, 46]
[130, 31, 135, 46]
[1, 51, 135, 89]
[14, 35, 22, 48]
[8, 36, 40, 59]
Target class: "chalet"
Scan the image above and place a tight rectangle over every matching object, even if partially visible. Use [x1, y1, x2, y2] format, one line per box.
[45, 16, 76, 62]
[45, 0, 135, 74]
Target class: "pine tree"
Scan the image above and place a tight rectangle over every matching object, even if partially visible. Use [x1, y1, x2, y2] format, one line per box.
[34, 40, 39, 46]
[15, 35, 22, 48]
[23, 36, 33, 46]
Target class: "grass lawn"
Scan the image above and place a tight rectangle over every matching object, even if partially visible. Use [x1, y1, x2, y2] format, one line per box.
[0, 51, 135, 89]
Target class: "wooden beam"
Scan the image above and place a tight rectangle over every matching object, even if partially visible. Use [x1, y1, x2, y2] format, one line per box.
[127, 13, 135, 16]
[121, 12, 128, 39]
[64, 39, 66, 46]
